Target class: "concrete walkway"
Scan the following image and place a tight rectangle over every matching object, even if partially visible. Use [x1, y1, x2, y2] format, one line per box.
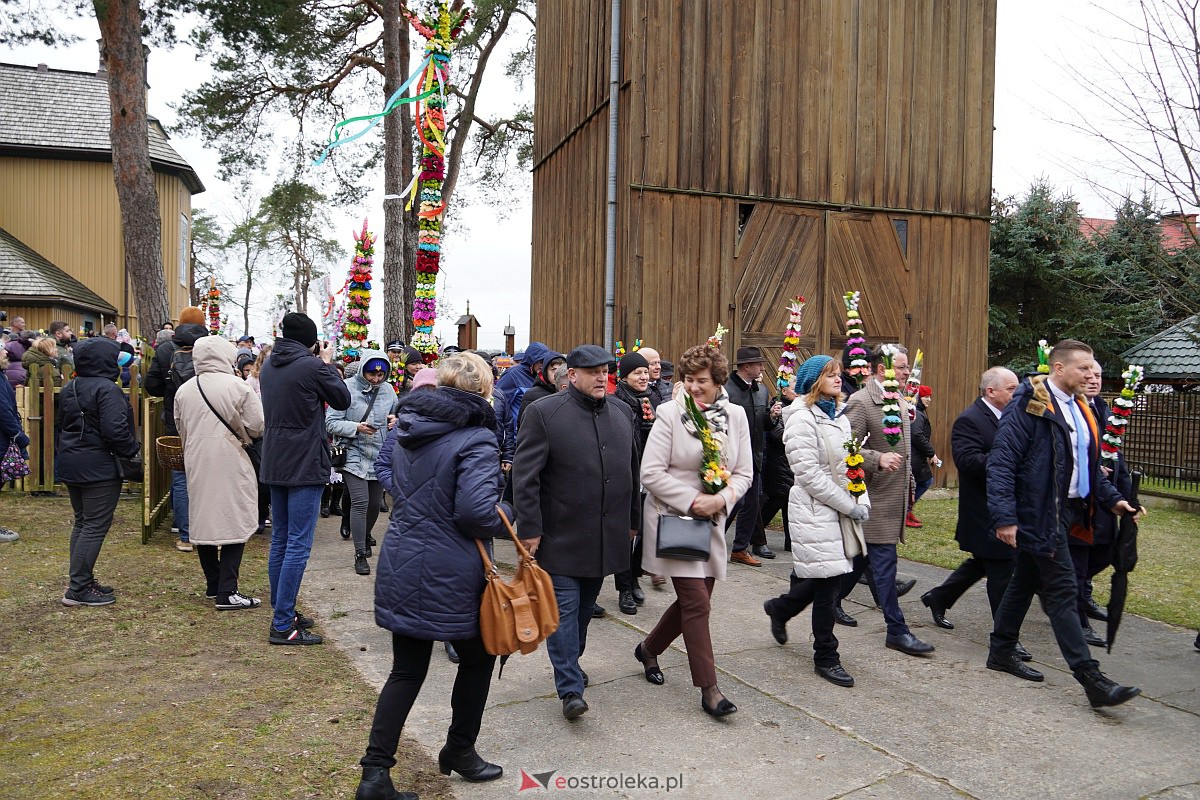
[304, 517, 1200, 800]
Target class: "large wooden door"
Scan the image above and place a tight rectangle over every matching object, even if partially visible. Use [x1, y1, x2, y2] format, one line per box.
[824, 211, 912, 350]
[734, 206, 912, 390]
[734, 205, 824, 389]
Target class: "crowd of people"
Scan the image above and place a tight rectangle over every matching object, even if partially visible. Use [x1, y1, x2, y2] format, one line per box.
[1, 305, 1182, 800]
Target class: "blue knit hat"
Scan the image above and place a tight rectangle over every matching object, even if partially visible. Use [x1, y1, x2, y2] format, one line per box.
[796, 355, 834, 394]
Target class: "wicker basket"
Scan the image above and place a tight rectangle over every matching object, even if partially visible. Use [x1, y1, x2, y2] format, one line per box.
[155, 436, 186, 472]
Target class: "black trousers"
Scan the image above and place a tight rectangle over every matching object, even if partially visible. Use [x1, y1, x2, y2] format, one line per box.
[362, 633, 496, 769]
[925, 555, 1015, 617]
[66, 480, 123, 593]
[766, 573, 842, 667]
[759, 491, 790, 549]
[196, 542, 246, 599]
[1069, 541, 1113, 625]
[991, 517, 1098, 673]
[342, 472, 383, 551]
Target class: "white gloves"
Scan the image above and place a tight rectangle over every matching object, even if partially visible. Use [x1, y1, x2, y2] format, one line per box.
[847, 505, 870, 521]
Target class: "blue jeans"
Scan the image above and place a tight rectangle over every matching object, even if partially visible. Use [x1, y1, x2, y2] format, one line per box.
[268, 484, 324, 631]
[545, 574, 604, 698]
[914, 477, 933, 504]
[865, 543, 909, 638]
[171, 469, 189, 539]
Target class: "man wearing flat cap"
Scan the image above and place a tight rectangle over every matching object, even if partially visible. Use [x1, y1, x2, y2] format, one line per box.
[514, 344, 640, 721]
[724, 345, 780, 566]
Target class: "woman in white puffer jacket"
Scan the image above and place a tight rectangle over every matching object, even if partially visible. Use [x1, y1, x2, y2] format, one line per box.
[763, 355, 869, 688]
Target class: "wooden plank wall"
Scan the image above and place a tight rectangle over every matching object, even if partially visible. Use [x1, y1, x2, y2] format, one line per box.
[0, 157, 194, 336]
[621, 0, 996, 215]
[531, 0, 997, 483]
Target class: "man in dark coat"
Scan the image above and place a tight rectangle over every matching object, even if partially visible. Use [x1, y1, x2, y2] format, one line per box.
[724, 345, 777, 564]
[144, 319, 208, 552]
[514, 344, 639, 720]
[920, 368, 1023, 638]
[986, 339, 1141, 707]
[260, 313, 352, 645]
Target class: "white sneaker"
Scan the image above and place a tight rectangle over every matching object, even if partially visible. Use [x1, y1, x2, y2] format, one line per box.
[171, 526, 180, 534]
[216, 593, 262, 611]
[0, 527, 20, 543]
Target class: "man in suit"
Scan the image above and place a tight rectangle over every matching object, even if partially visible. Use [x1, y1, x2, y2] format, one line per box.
[1070, 360, 1133, 646]
[921, 368, 1031, 656]
[724, 346, 778, 565]
[986, 339, 1141, 707]
[841, 344, 935, 656]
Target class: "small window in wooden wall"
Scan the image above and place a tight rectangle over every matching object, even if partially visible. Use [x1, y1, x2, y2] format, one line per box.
[737, 203, 755, 242]
[891, 218, 909, 258]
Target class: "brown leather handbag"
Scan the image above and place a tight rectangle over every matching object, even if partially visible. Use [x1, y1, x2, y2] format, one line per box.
[475, 507, 560, 657]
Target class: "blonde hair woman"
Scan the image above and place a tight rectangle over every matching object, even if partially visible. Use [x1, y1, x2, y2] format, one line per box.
[357, 350, 510, 797]
[763, 355, 869, 688]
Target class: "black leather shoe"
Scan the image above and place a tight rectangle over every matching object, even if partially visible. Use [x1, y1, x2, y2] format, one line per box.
[763, 600, 787, 645]
[815, 663, 855, 687]
[920, 591, 954, 629]
[833, 605, 858, 627]
[987, 651, 1044, 681]
[1014, 642, 1033, 661]
[1085, 597, 1109, 621]
[444, 641, 459, 663]
[592, 604, 606, 619]
[354, 551, 371, 576]
[1194, 631, 1199, 651]
[701, 693, 737, 717]
[895, 578, 917, 598]
[1075, 668, 1141, 708]
[355, 765, 416, 800]
[752, 544, 776, 559]
[320, 505, 331, 519]
[618, 590, 637, 615]
[631, 585, 646, 605]
[634, 642, 665, 685]
[885, 633, 935, 656]
[1082, 625, 1106, 648]
[562, 693, 589, 720]
[581, 670, 589, 687]
[438, 745, 503, 782]
[340, 518, 351, 540]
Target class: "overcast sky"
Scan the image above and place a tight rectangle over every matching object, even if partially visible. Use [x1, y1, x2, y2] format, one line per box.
[3, 1, 1152, 349]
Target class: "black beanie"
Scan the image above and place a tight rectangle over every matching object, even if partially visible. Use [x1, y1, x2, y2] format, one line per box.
[619, 351, 649, 379]
[280, 312, 318, 349]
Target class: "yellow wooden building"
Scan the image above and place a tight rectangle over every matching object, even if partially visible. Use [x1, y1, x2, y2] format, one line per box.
[0, 61, 205, 337]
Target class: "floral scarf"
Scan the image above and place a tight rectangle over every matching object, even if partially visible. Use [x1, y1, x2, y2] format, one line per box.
[677, 387, 732, 492]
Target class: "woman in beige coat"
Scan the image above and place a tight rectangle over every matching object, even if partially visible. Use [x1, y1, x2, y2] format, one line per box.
[635, 344, 753, 717]
[175, 336, 265, 610]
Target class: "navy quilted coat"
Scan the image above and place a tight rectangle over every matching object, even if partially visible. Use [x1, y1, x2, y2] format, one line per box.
[373, 387, 510, 640]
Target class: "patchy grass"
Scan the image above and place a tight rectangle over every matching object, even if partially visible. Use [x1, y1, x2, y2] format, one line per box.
[0, 493, 452, 800]
[901, 498, 1200, 629]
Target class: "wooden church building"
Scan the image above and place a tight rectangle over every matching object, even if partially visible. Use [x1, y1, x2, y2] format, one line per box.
[530, 0, 997, 481]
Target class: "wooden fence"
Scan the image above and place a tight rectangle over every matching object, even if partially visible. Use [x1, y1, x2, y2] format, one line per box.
[12, 361, 173, 543]
[1106, 391, 1200, 494]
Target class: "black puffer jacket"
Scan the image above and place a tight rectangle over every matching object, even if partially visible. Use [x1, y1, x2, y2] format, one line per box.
[144, 323, 207, 435]
[56, 338, 139, 484]
[259, 337, 352, 486]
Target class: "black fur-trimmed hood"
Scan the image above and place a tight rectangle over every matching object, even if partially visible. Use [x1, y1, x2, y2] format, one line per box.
[393, 386, 497, 449]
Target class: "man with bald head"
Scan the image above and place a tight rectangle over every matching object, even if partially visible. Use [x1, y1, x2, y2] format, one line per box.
[921, 367, 1026, 642]
[638, 347, 670, 407]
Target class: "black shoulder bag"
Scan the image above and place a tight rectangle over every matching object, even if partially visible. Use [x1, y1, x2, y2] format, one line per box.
[331, 388, 380, 469]
[73, 382, 142, 482]
[196, 376, 262, 473]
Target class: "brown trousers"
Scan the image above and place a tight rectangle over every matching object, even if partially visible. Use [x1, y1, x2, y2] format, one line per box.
[643, 576, 717, 688]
